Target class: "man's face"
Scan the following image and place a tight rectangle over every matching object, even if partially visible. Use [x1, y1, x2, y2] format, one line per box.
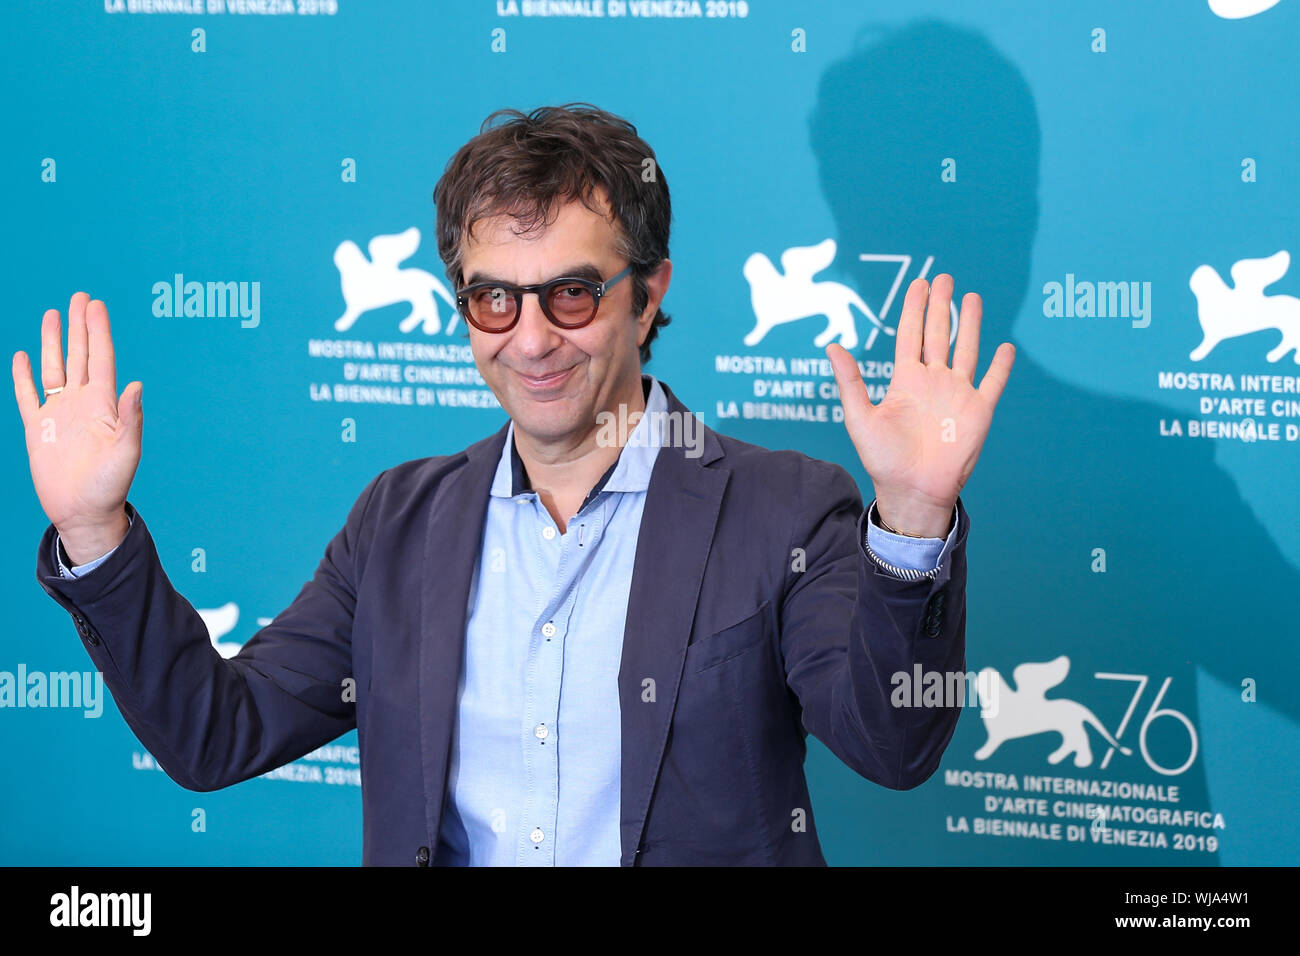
[459, 189, 669, 447]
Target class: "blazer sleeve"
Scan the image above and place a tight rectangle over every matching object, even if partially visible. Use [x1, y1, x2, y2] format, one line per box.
[779, 457, 969, 790]
[33, 471, 386, 792]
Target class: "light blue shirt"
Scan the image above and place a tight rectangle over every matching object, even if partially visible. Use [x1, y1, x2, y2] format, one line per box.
[55, 374, 957, 866]
[432, 377, 670, 865]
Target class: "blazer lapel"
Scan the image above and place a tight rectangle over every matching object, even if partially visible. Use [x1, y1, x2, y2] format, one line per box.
[618, 382, 729, 864]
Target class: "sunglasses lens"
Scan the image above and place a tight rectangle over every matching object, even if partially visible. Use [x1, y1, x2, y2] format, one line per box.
[546, 283, 597, 326]
[467, 287, 516, 330]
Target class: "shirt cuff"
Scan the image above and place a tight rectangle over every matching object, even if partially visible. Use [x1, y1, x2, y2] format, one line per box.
[56, 511, 135, 579]
[862, 499, 959, 580]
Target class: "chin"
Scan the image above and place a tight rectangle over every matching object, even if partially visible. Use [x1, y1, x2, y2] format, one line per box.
[508, 396, 591, 442]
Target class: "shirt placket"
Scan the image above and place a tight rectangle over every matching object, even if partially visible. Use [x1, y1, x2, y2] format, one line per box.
[517, 496, 583, 866]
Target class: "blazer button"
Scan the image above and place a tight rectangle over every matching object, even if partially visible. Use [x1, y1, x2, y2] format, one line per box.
[73, 616, 99, 646]
[415, 845, 430, 866]
[922, 606, 936, 630]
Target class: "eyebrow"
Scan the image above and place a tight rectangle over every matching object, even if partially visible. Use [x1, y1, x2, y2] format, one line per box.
[462, 262, 607, 288]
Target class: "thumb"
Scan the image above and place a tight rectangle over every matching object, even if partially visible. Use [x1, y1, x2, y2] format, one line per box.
[117, 381, 143, 436]
[826, 344, 873, 432]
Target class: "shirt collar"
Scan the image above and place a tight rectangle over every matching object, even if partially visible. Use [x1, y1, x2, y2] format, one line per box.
[491, 373, 668, 506]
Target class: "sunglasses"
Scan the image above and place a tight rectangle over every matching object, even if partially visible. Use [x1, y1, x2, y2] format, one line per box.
[455, 264, 634, 333]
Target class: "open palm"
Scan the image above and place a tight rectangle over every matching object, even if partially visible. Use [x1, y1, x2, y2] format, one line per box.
[12, 292, 142, 540]
[828, 274, 1014, 537]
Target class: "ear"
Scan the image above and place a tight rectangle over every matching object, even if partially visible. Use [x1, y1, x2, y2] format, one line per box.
[636, 258, 673, 347]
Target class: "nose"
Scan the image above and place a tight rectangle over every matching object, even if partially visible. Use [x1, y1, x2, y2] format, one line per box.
[510, 290, 563, 358]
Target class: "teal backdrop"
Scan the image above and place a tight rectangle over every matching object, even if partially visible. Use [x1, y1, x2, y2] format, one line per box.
[3, 0, 1297, 865]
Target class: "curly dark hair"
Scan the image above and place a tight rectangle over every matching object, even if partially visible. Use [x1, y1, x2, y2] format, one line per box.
[433, 103, 672, 365]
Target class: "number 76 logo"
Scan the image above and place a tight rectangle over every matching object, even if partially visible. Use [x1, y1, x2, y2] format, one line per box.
[1093, 673, 1199, 776]
[975, 657, 1199, 776]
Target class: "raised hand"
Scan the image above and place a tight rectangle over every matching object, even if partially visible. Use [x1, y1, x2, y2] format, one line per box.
[827, 274, 1014, 538]
[12, 293, 143, 564]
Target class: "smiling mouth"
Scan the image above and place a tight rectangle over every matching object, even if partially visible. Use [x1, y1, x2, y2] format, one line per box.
[516, 366, 575, 390]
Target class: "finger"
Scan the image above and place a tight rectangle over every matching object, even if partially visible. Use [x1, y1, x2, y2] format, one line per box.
[66, 292, 90, 386]
[894, 278, 928, 366]
[86, 298, 116, 395]
[40, 308, 66, 392]
[977, 342, 1017, 406]
[826, 343, 874, 431]
[12, 351, 40, 427]
[951, 292, 982, 383]
[921, 273, 954, 366]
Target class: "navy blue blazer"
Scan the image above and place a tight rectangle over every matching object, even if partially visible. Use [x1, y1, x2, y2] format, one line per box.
[35, 378, 968, 865]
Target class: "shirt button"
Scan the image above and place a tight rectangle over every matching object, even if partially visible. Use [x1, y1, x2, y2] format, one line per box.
[530, 828, 545, 844]
[534, 724, 548, 739]
[541, 622, 556, 638]
[541, 526, 556, 540]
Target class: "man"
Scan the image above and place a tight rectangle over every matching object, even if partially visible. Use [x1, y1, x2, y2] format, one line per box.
[12, 104, 1014, 865]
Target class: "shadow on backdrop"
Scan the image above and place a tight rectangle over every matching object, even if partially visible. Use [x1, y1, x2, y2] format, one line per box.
[802, 18, 1297, 866]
